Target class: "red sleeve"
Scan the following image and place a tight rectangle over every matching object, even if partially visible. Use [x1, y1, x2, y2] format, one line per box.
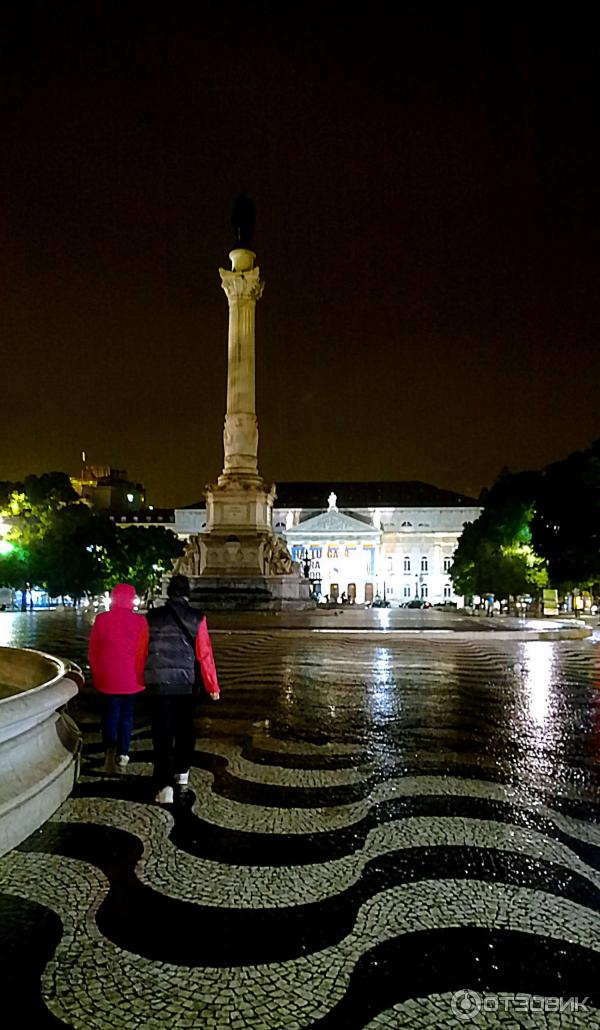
[195, 617, 220, 696]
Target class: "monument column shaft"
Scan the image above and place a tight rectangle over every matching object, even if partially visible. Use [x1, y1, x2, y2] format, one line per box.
[219, 254, 264, 477]
[226, 299, 256, 414]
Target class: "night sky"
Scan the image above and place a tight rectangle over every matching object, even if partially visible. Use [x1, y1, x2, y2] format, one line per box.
[2, 3, 599, 507]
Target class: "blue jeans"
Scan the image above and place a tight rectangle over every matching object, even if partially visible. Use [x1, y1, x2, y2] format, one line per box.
[102, 694, 136, 755]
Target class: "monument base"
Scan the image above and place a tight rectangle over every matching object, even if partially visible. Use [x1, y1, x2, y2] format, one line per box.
[186, 574, 313, 611]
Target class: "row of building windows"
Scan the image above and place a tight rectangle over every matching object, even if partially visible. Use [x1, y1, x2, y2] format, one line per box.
[399, 556, 453, 573]
[292, 547, 453, 575]
[386, 583, 453, 598]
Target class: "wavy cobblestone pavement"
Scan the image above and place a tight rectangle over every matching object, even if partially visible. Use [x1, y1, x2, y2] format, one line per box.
[1, 624, 600, 1027]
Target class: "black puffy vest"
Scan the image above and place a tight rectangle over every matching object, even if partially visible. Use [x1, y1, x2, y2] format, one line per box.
[145, 599, 204, 695]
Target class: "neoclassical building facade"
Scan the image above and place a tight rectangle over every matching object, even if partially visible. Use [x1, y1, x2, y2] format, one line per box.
[170, 481, 481, 605]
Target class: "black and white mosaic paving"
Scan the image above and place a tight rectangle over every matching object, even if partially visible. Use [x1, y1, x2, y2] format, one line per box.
[2, 631, 600, 1028]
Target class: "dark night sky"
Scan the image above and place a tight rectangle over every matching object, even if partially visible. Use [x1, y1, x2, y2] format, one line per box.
[2, 3, 599, 507]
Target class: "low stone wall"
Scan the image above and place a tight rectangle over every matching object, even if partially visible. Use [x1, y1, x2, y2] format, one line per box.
[0, 647, 82, 857]
[186, 573, 314, 610]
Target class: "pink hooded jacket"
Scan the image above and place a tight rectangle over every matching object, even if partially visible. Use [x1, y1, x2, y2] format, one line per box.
[88, 584, 149, 695]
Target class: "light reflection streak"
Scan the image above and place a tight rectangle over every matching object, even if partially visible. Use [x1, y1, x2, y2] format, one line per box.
[369, 647, 397, 720]
[0, 613, 16, 648]
[520, 640, 556, 728]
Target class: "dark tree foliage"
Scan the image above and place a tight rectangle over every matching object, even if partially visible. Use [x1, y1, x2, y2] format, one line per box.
[530, 440, 600, 589]
[104, 525, 183, 595]
[0, 472, 183, 601]
[451, 469, 546, 599]
[22, 472, 78, 508]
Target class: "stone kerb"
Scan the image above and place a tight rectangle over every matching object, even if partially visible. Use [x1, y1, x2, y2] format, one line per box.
[0, 647, 82, 857]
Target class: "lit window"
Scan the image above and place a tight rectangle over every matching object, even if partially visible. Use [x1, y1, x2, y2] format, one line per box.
[403, 557, 411, 573]
[421, 557, 428, 573]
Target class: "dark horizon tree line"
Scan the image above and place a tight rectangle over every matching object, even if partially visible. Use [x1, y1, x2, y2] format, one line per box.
[0, 472, 183, 605]
[451, 440, 600, 601]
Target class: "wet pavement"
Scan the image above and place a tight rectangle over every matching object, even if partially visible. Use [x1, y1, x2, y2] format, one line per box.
[1, 612, 600, 1027]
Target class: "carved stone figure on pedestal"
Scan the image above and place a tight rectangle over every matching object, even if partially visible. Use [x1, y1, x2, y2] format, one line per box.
[172, 535, 202, 577]
[265, 536, 294, 576]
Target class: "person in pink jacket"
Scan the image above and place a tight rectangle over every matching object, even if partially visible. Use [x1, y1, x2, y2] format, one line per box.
[88, 583, 149, 775]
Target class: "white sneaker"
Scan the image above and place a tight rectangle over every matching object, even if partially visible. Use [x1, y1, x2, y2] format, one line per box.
[116, 755, 129, 771]
[174, 771, 189, 786]
[155, 786, 174, 804]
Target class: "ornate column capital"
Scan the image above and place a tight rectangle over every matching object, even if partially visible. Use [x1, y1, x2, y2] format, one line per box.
[219, 265, 264, 304]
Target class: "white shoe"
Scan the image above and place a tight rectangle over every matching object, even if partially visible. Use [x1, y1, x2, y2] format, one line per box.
[116, 755, 129, 771]
[155, 786, 174, 804]
[174, 771, 189, 786]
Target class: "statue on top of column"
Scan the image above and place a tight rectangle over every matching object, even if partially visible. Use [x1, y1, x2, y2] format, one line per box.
[231, 191, 256, 249]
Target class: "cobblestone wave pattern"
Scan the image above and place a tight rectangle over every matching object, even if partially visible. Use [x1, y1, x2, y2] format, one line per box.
[1, 632, 600, 1028]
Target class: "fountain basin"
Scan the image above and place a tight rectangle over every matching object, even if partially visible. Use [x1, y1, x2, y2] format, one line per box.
[0, 647, 82, 856]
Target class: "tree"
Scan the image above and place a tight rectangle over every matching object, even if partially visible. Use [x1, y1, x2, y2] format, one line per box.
[531, 441, 600, 590]
[29, 506, 115, 602]
[0, 474, 114, 602]
[103, 525, 183, 596]
[0, 543, 31, 594]
[451, 470, 547, 600]
[22, 472, 78, 509]
[0, 470, 184, 603]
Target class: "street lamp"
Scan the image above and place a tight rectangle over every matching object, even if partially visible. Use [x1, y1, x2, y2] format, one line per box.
[301, 549, 311, 579]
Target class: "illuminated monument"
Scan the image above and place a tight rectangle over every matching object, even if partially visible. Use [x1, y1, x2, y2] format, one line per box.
[173, 195, 311, 608]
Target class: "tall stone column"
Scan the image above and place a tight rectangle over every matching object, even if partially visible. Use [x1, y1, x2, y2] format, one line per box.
[169, 196, 312, 607]
[219, 248, 264, 480]
[201, 242, 275, 575]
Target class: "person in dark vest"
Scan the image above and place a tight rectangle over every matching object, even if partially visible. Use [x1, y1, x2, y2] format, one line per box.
[145, 574, 220, 804]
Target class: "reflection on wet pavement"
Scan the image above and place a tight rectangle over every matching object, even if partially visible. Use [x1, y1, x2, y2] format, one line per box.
[1, 613, 600, 1027]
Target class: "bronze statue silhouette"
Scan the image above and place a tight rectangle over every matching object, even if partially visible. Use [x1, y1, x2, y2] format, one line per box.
[231, 191, 256, 249]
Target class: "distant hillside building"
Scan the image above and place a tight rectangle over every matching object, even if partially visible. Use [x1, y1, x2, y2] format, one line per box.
[171, 481, 481, 605]
[71, 459, 146, 513]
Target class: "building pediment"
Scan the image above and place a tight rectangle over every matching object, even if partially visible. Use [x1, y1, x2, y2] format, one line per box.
[286, 509, 379, 538]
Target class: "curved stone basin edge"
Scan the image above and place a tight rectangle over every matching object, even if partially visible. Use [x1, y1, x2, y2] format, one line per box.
[0, 647, 82, 858]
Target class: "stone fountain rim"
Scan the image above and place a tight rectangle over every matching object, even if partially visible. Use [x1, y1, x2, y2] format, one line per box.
[0, 645, 67, 704]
